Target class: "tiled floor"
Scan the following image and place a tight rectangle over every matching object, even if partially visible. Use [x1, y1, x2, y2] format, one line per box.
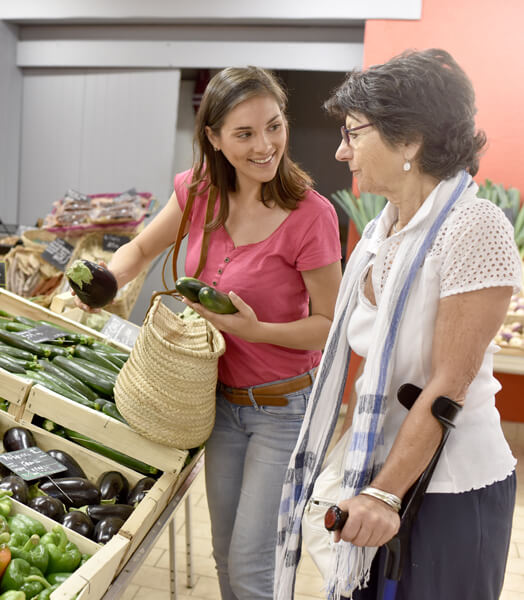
[121, 418, 524, 600]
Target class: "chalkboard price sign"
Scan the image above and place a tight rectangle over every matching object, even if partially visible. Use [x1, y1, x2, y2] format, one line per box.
[101, 314, 140, 348]
[41, 238, 75, 271]
[102, 234, 131, 253]
[18, 324, 65, 344]
[0, 447, 68, 481]
[0, 260, 5, 288]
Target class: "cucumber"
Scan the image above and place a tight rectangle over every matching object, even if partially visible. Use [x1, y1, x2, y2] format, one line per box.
[198, 286, 238, 314]
[175, 276, 208, 302]
[63, 428, 159, 476]
[53, 355, 115, 397]
[37, 359, 99, 402]
[73, 345, 120, 374]
[0, 330, 51, 357]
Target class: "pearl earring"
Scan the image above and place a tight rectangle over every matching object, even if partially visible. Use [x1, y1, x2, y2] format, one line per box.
[403, 161, 411, 172]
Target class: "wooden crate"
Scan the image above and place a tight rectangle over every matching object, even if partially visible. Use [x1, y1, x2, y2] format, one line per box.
[0, 369, 33, 418]
[0, 288, 188, 474]
[22, 386, 187, 475]
[0, 408, 186, 600]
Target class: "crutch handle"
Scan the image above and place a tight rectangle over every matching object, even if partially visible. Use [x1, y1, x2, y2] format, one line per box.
[324, 505, 348, 531]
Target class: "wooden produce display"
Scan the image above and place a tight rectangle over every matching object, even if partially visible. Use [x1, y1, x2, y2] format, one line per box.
[0, 288, 196, 597]
[0, 289, 188, 474]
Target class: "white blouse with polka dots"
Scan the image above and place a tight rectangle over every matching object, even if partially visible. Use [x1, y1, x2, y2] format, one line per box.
[347, 188, 522, 493]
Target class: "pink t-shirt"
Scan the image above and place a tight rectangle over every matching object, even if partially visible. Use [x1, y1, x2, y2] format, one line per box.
[174, 169, 341, 387]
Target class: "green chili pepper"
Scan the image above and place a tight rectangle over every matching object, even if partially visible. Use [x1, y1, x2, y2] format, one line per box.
[8, 533, 48, 574]
[40, 526, 81, 574]
[35, 584, 60, 600]
[6, 514, 46, 538]
[0, 590, 27, 600]
[0, 492, 13, 518]
[0, 558, 50, 596]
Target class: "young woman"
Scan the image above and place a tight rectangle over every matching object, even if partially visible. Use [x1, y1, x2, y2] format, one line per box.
[89, 66, 342, 599]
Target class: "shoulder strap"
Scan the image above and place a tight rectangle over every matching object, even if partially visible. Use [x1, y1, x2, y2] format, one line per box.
[148, 183, 217, 312]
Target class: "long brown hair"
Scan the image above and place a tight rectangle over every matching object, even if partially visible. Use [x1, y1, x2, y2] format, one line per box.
[190, 66, 313, 230]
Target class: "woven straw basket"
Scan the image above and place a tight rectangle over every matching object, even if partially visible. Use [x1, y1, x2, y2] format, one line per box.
[114, 296, 226, 449]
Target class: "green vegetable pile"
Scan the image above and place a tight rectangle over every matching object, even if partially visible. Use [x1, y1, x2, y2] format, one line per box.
[0, 310, 158, 476]
[0, 490, 89, 599]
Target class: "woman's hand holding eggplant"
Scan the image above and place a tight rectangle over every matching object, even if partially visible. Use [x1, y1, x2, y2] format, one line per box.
[333, 494, 400, 548]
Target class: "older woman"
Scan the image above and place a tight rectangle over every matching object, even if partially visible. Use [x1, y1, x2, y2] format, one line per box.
[275, 49, 521, 600]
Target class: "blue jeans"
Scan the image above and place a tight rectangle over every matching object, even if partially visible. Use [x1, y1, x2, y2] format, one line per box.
[205, 377, 313, 600]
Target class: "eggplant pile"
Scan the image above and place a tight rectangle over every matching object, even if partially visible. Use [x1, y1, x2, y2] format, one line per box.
[66, 259, 118, 309]
[0, 426, 156, 543]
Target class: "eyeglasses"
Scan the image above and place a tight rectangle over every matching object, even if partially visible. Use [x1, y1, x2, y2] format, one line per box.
[340, 123, 373, 145]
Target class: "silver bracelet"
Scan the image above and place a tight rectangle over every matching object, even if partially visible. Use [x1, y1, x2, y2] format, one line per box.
[359, 486, 402, 512]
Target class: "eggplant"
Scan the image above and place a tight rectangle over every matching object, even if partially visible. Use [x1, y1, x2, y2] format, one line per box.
[97, 471, 129, 504]
[61, 511, 94, 538]
[93, 516, 126, 544]
[0, 475, 29, 504]
[29, 495, 66, 521]
[3, 427, 36, 451]
[66, 260, 118, 309]
[85, 503, 134, 523]
[39, 477, 101, 508]
[127, 477, 155, 506]
[46, 449, 87, 479]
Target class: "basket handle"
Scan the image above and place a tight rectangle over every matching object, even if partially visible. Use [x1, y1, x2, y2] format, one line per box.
[148, 182, 218, 314]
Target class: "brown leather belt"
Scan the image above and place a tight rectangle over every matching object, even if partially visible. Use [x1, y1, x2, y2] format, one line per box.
[218, 370, 316, 407]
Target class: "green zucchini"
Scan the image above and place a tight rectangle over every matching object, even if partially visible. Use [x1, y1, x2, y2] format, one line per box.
[14, 315, 40, 327]
[90, 342, 129, 358]
[37, 359, 99, 402]
[94, 398, 128, 424]
[70, 357, 118, 381]
[0, 353, 38, 371]
[0, 343, 36, 361]
[97, 352, 125, 370]
[63, 428, 159, 476]
[52, 355, 115, 397]
[0, 354, 26, 374]
[73, 345, 120, 374]
[22, 370, 97, 409]
[37, 343, 74, 358]
[0, 330, 51, 357]
[198, 286, 238, 314]
[5, 322, 32, 332]
[175, 276, 208, 302]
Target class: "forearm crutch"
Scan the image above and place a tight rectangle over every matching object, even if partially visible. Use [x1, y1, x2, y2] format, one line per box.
[324, 383, 462, 600]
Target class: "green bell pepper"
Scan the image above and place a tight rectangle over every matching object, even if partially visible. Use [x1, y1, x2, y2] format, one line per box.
[46, 572, 71, 585]
[8, 533, 48, 574]
[35, 584, 60, 600]
[40, 526, 81, 574]
[6, 515, 46, 538]
[0, 558, 50, 597]
[0, 493, 12, 519]
[0, 591, 27, 600]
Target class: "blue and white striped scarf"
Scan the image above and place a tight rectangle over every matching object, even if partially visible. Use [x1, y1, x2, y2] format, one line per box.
[275, 171, 472, 600]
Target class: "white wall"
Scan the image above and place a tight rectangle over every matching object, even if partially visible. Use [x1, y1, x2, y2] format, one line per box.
[0, 22, 22, 226]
